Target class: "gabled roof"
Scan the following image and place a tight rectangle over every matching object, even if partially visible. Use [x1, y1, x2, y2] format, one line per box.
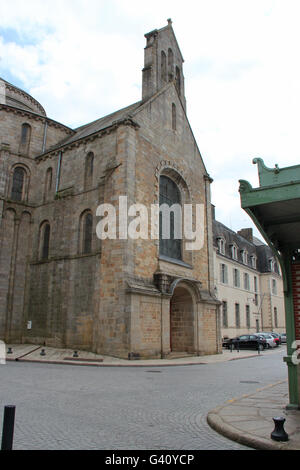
[36, 78, 209, 182]
[65, 101, 142, 145]
[130, 81, 210, 178]
[37, 100, 142, 157]
[144, 19, 184, 63]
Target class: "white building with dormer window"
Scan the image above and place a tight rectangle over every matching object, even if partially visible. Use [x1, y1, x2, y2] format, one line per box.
[212, 208, 285, 341]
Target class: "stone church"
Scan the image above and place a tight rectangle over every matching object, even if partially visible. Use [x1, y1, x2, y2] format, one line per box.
[0, 21, 221, 359]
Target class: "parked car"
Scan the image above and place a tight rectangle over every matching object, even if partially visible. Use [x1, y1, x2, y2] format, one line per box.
[222, 338, 230, 347]
[280, 333, 287, 343]
[225, 335, 267, 351]
[257, 332, 281, 347]
[255, 333, 277, 349]
[271, 332, 282, 346]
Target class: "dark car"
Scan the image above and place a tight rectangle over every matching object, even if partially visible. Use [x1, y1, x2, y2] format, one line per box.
[226, 334, 267, 351]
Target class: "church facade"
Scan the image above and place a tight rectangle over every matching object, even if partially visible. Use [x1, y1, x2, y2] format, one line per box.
[0, 21, 221, 359]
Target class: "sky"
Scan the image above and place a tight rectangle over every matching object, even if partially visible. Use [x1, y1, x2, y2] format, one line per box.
[1, 0, 300, 240]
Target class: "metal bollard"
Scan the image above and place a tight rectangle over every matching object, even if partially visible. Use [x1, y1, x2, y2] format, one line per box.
[271, 417, 289, 442]
[1, 405, 16, 450]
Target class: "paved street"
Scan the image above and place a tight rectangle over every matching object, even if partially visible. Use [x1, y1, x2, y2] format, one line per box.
[0, 347, 286, 450]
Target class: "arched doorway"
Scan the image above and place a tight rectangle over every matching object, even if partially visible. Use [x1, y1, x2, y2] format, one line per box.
[170, 285, 195, 353]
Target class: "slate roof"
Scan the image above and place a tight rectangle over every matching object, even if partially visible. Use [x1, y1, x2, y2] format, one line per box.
[1, 77, 46, 116]
[40, 100, 143, 156]
[213, 218, 280, 275]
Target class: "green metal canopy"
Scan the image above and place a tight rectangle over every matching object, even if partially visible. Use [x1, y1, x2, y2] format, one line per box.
[239, 158, 300, 252]
[239, 158, 300, 409]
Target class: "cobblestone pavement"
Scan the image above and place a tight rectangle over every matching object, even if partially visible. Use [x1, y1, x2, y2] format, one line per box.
[0, 348, 286, 450]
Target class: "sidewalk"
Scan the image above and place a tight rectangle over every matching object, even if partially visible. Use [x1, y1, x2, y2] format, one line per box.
[207, 380, 300, 450]
[4, 343, 265, 367]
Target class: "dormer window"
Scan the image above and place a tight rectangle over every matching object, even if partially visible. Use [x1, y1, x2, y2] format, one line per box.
[241, 250, 248, 265]
[230, 244, 238, 260]
[250, 255, 257, 269]
[217, 237, 225, 255]
[268, 258, 275, 272]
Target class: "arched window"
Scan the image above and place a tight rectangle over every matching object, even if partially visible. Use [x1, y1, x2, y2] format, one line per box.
[175, 66, 181, 96]
[172, 103, 176, 130]
[40, 222, 50, 260]
[11, 167, 26, 201]
[19, 123, 31, 154]
[81, 211, 93, 254]
[44, 167, 53, 201]
[161, 51, 167, 82]
[159, 175, 182, 260]
[84, 152, 94, 189]
[168, 48, 174, 81]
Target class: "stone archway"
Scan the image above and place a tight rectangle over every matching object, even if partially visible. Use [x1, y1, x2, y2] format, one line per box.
[170, 285, 195, 353]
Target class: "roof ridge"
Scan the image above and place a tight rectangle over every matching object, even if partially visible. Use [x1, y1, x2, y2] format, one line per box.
[74, 100, 142, 132]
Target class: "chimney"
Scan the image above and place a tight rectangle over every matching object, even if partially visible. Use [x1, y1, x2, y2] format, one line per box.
[237, 228, 253, 243]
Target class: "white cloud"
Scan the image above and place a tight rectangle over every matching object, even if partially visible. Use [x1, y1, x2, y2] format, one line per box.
[1, 0, 300, 236]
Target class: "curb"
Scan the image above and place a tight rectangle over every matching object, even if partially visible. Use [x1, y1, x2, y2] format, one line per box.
[11, 358, 208, 367]
[207, 410, 280, 450]
[6, 353, 261, 368]
[5, 345, 277, 368]
[207, 381, 298, 451]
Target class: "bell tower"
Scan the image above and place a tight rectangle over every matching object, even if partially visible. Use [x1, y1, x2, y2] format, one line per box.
[142, 19, 186, 110]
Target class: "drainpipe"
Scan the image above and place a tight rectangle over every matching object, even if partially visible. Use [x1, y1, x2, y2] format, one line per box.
[55, 151, 62, 193]
[42, 121, 48, 153]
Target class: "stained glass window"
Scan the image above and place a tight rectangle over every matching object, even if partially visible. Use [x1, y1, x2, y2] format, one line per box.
[159, 175, 181, 260]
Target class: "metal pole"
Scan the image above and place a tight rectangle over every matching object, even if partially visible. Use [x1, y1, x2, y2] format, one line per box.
[282, 249, 299, 409]
[1, 405, 16, 450]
